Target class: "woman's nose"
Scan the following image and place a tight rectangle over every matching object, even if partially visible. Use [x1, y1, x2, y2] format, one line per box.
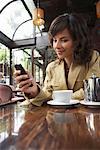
[54, 40, 62, 48]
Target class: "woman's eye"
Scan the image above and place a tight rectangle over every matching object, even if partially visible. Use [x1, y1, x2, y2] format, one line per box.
[53, 39, 68, 42]
[53, 39, 69, 43]
[53, 39, 57, 42]
[61, 39, 68, 42]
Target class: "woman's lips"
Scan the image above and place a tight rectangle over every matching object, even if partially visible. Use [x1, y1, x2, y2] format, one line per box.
[57, 50, 64, 55]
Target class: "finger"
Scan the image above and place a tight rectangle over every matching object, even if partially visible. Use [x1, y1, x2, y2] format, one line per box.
[18, 78, 32, 88]
[14, 70, 21, 77]
[16, 74, 29, 84]
[19, 82, 32, 91]
[27, 73, 37, 86]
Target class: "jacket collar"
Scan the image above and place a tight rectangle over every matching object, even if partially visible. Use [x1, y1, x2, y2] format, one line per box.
[57, 59, 82, 89]
[68, 62, 82, 89]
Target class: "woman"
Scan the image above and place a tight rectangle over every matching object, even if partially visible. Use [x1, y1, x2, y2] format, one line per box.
[14, 13, 100, 106]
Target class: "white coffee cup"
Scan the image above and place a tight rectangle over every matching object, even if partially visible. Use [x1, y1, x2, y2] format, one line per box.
[52, 90, 73, 103]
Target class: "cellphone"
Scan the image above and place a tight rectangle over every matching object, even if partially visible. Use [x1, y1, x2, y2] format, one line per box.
[15, 64, 33, 87]
[15, 64, 27, 75]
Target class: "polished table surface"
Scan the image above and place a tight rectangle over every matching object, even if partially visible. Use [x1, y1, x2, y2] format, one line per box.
[0, 102, 100, 150]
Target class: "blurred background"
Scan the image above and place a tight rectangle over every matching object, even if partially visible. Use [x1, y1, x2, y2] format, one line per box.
[0, 0, 100, 87]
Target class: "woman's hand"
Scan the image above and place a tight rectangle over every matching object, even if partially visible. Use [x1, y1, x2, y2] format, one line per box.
[14, 70, 39, 98]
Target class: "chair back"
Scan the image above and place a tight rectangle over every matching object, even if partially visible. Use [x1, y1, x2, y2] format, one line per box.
[0, 84, 13, 104]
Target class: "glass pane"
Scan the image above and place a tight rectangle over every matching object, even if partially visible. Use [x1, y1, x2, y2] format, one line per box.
[24, 0, 35, 14]
[13, 20, 35, 40]
[0, 0, 11, 11]
[0, 0, 32, 39]
[0, 43, 10, 84]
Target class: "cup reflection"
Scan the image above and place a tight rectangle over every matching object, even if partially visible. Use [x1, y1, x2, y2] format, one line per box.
[46, 109, 100, 149]
[46, 110, 77, 139]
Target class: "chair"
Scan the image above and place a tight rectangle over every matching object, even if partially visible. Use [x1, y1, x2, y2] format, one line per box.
[0, 84, 13, 104]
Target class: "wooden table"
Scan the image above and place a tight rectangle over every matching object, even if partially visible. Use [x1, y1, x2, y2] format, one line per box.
[0, 102, 100, 150]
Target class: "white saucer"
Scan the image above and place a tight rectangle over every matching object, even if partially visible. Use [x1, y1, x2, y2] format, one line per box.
[80, 100, 100, 106]
[47, 99, 79, 106]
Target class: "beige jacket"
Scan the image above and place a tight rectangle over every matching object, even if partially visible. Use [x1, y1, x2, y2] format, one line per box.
[25, 50, 100, 106]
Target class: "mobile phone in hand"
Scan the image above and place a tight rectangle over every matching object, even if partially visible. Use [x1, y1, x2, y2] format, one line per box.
[15, 64, 33, 87]
[15, 64, 27, 75]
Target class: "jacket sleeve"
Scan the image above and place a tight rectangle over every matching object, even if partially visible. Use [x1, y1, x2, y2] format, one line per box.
[72, 88, 84, 100]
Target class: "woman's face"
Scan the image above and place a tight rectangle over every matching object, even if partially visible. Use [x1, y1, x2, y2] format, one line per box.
[53, 28, 74, 60]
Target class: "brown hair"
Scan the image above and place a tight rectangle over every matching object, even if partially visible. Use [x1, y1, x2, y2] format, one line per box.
[48, 13, 93, 65]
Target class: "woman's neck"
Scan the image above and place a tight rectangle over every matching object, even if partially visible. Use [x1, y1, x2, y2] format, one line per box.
[64, 57, 72, 68]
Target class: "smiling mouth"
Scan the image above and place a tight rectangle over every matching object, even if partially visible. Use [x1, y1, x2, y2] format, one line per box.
[57, 51, 64, 54]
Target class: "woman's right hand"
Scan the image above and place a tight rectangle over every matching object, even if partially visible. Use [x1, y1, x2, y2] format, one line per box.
[14, 70, 39, 98]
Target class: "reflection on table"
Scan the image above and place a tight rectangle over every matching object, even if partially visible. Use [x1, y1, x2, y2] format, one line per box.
[0, 103, 100, 150]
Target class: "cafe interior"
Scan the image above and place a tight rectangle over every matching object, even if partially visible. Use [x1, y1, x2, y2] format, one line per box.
[0, 0, 100, 150]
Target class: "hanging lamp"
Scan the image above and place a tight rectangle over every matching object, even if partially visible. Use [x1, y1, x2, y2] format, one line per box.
[33, 0, 45, 26]
[96, 0, 100, 18]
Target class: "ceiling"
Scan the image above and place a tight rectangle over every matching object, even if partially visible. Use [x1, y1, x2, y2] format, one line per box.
[0, 0, 99, 49]
[34, 0, 99, 31]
